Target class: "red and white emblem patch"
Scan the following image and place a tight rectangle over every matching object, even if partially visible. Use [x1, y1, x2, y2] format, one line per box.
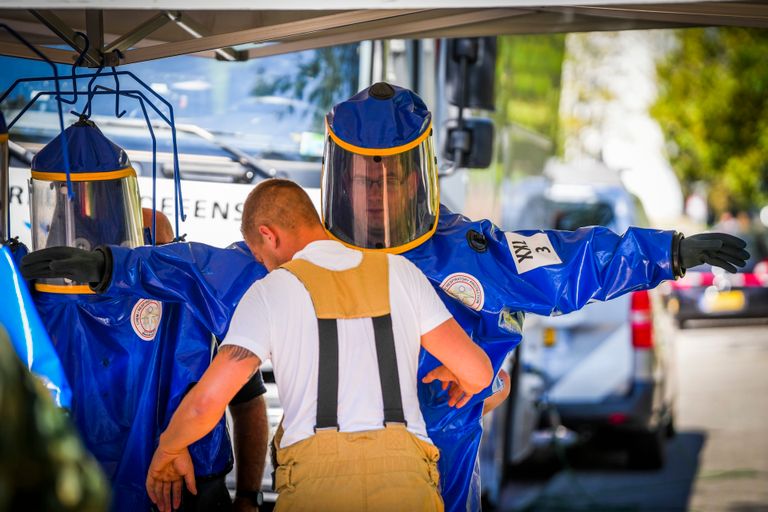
[440, 272, 485, 311]
[131, 299, 162, 341]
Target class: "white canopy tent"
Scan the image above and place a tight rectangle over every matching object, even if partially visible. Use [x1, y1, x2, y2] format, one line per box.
[0, 2, 765, 66]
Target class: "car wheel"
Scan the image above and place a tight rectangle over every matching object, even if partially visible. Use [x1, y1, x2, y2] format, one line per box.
[627, 426, 666, 470]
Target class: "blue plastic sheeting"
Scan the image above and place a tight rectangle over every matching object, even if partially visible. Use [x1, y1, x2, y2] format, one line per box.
[0, 245, 72, 408]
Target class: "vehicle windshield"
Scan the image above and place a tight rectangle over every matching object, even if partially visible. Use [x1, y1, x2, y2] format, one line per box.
[0, 44, 360, 164]
[551, 201, 615, 230]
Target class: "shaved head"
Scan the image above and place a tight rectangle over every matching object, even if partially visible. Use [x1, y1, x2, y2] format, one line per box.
[241, 179, 321, 246]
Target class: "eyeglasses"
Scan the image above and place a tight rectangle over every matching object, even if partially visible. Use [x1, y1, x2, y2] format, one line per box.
[351, 175, 405, 188]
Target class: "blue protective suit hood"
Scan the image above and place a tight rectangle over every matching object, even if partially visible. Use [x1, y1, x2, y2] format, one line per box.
[326, 82, 431, 150]
[31, 119, 130, 174]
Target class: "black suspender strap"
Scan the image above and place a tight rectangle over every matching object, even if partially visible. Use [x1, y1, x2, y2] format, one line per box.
[315, 318, 339, 430]
[372, 314, 406, 425]
[314, 314, 406, 429]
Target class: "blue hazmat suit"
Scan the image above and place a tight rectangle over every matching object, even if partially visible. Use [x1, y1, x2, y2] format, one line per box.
[98, 205, 674, 512]
[406, 206, 673, 511]
[32, 242, 267, 510]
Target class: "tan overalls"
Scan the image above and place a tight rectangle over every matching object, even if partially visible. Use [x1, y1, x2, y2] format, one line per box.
[272, 252, 443, 512]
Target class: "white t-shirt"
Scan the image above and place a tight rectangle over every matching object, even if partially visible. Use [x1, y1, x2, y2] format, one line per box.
[222, 240, 451, 448]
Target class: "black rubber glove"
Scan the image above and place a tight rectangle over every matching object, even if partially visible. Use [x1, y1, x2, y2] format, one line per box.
[21, 246, 111, 289]
[677, 233, 750, 275]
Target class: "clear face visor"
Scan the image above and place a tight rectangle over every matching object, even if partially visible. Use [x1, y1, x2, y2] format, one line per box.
[30, 175, 143, 252]
[322, 135, 439, 252]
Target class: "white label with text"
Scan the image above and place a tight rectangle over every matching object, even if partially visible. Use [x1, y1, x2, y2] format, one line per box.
[505, 232, 562, 274]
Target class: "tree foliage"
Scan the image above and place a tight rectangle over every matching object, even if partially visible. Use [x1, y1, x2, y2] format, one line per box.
[652, 28, 768, 214]
[250, 44, 360, 127]
[487, 35, 565, 184]
[494, 34, 566, 143]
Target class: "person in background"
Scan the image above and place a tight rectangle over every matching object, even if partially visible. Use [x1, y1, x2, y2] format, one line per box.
[142, 208, 175, 245]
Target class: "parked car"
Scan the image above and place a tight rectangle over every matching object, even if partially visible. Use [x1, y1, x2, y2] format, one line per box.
[485, 160, 677, 484]
[661, 230, 768, 327]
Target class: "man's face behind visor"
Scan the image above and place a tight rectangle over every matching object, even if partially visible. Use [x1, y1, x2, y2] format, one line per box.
[323, 138, 438, 252]
[349, 152, 417, 248]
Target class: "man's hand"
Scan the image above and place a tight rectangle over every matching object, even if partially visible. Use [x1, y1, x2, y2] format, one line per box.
[679, 233, 750, 274]
[20, 246, 106, 284]
[422, 365, 475, 408]
[146, 446, 197, 512]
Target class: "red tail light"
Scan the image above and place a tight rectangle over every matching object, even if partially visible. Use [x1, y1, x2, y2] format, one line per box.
[608, 413, 628, 425]
[754, 260, 768, 286]
[631, 290, 653, 349]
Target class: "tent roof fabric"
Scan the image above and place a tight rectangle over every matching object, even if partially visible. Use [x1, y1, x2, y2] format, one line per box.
[0, 2, 766, 65]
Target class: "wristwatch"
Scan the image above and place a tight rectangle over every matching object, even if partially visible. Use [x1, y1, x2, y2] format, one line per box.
[235, 490, 264, 507]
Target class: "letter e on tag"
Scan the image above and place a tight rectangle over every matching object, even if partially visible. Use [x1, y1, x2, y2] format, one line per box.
[505, 232, 562, 274]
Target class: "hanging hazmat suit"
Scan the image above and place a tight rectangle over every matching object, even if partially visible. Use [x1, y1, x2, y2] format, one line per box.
[0, 244, 73, 409]
[26, 119, 268, 511]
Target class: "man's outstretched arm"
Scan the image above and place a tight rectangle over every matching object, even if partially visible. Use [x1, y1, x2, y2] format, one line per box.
[418, 209, 749, 317]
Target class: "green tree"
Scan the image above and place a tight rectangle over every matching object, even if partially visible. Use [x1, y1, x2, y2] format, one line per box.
[652, 27, 768, 215]
[491, 35, 565, 182]
[465, 35, 565, 221]
[494, 34, 566, 142]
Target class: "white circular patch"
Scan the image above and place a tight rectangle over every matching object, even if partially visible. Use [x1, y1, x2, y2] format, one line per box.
[440, 272, 485, 311]
[130, 299, 162, 341]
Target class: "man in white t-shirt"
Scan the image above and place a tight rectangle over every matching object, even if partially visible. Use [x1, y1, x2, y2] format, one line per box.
[145, 179, 493, 512]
